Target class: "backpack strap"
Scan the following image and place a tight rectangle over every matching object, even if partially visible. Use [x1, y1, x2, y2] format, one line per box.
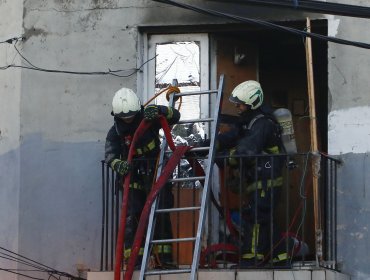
[247, 113, 285, 153]
[247, 114, 265, 130]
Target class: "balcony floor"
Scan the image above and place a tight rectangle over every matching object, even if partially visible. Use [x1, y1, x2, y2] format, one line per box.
[88, 268, 350, 280]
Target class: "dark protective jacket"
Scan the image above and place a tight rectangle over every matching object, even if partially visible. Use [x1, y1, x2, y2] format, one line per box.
[105, 105, 180, 164]
[105, 105, 180, 190]
[237, 106, 281, 155]
[104, 105, 180, 261]
[235, 106, 286, 261]
[227, 105, 284, 193]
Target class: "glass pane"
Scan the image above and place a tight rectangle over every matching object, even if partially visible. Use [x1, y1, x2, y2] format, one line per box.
[154, 41, 205, 188]
[155, 41, 201, 120]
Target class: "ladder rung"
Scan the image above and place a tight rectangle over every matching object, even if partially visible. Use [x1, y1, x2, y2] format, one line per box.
[156, 206, 201, 213]
[174, 89, 217, 97]
[151, 237, 196, 244]
[189, 146, 209, 152]
[165, 146, 209, 154]
[145, 268, 191, 275]
[178, 117, 214, 124]
[168, 176, 205, 183]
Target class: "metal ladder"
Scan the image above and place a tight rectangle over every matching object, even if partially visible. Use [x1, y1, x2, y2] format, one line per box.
[139, 74, 224, 280]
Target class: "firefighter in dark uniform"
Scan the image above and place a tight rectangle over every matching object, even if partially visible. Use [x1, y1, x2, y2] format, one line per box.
[226, 80, 288, 267]
[105, 87, 180, 267]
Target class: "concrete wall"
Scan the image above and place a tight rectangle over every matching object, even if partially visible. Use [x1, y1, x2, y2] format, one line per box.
[1, 0, 370, 279]
[11, 0, 226, 277]
[0, 0, 23, 279]
[327, 8, 370, 280]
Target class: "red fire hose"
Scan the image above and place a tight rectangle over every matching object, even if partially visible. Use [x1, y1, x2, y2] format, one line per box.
[114, 116, 193, 280]
[114, 119, 152, 280]
[124, 145, 191, 280]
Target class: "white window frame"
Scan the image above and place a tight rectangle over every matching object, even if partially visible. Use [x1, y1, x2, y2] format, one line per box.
[137, 31, 220, 245]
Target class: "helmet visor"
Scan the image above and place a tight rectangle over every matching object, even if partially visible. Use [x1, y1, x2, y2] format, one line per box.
[113, 110, 139, 119]
[229, 94, 244, 105]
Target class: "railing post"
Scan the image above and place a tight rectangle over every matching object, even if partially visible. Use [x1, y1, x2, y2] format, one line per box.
[101, 161, 105, 271]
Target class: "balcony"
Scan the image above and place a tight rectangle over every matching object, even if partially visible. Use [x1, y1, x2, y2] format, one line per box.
[91, 152, 346, 280]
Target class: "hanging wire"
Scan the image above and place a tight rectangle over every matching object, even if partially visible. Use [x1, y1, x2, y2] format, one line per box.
[0, 38, 157, 77]
[154, 0, 370, 50]
[209, 0, 370, 19]
[0, 246, 85, 280]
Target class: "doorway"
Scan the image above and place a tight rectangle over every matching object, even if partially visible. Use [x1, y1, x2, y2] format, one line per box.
[140, 19, 328, 265]
[212, 19, 328, 261]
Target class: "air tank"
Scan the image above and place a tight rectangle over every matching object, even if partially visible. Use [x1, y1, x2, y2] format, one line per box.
[273, 108, 297, 154]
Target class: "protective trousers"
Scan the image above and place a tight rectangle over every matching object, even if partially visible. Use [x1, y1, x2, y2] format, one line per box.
[124, 183, 174, 265]
[241, 187, 283, 264]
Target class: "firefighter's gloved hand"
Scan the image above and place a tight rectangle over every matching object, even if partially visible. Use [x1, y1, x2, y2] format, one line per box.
[110, 159, 131, 176]
[227, 147, 239, 167]
[144, 105, 159, 120]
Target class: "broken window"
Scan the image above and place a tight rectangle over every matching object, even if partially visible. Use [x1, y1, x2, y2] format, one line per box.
[146, 34, 210, 187]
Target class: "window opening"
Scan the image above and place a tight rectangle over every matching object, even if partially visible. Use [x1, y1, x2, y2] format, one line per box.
[155, 41, 201, 120]
[155, 41, 204, 188]
[146, 34, 209, 188]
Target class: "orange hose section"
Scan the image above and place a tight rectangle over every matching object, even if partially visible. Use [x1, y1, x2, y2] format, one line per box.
[144, 86, 182, 111]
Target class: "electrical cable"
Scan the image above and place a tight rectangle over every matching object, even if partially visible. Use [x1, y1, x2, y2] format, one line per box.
[0, 254, 52, 273]
[154, 0, 370, 50]
[0, 37, 24, 44]
[0, 268, 45, 280]
[289, 152, 310, 264]
[0, 250, 54, 272]
[0, 38, 157, 77]
[0, 246, 85, 280]
[209, 0, 370, 19]
[0, 246, 62, 272]
[255, 152, 310, 266]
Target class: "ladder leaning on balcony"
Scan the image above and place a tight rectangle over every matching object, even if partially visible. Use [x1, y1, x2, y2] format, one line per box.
[137, 74, 224, 280]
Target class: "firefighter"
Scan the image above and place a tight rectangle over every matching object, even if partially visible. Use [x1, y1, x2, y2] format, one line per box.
[226, 80, 288, 267]
[105, 87, 180, 267]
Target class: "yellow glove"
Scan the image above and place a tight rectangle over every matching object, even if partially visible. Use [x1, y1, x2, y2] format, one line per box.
[110, 159, 131, 176]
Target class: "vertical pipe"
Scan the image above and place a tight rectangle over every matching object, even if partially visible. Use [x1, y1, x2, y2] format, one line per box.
[327, 157, 332, 264]
[302, 155, 307, 264]
[253, 156, 258, 266]
[301, 154, 309, 264]
[192, 160, 196, 259]
[105, 165, 110, 270]
[331, 160, 335, 268]
[238, 157, 243, 265]
[176, 166, 180, 266]
[269, 156, 274, 267]
[115, 171, 119, 263]
[111, 168, 115, 270]
[101, 161, 105, 271]
[221, 158, 228, 268]
[285, 155, 290, 263]
[334, 160, 338, 268]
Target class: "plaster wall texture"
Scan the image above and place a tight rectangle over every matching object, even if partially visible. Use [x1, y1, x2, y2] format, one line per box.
[327, 14, 370, 280]
[328, 15, 370, 155]
[0, 0, 23, 279]
[2, 0, 370, 278]
[14, 0, 233, 276]
[18, 1, 139, 275]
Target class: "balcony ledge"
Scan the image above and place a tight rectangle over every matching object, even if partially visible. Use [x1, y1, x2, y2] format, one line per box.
[88, 268, 350, 280]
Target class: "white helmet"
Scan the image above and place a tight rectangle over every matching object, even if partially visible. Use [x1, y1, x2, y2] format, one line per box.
[112, 88, 141, 119]
[229, 80, 264, 110]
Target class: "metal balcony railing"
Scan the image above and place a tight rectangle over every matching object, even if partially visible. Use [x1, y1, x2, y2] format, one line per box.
[100, 152, 340, 271]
